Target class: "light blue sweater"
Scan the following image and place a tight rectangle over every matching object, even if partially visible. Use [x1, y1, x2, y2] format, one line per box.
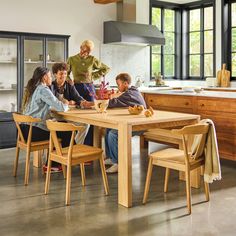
[24, 84, 68, 130]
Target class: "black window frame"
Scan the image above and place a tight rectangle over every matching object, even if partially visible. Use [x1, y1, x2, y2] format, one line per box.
[223, 0, 236, 80]
[150, 1, 181, 80]
[185, 2, 216, 80]
[150, 0, 216, 81]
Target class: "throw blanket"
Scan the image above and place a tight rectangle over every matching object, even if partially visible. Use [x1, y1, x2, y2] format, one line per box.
[191, 119, 222, 183]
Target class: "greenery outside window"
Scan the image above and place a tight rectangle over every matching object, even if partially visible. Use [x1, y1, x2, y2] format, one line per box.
[188, 6, 214, 79]
[231, 2, 236, 77]
[151, 7, 176, 78]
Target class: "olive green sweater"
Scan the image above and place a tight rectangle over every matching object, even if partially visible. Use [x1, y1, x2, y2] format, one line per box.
[67, 54, 110, 83]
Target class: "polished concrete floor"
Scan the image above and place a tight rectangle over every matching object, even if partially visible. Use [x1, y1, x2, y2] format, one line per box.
[0, 137, 236, 236]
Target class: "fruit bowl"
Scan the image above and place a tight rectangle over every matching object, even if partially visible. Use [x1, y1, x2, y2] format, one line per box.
[128, 105, 144, 115]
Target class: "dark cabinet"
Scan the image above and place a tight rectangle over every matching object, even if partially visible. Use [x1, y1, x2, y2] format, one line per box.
[0, 31, 70, 148]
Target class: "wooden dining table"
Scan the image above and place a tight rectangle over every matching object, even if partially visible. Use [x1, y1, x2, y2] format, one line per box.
[56, 108, 200, 208]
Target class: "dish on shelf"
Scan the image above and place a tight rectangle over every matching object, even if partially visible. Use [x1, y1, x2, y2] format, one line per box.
[182, 86, 202, 93]
[11, 84, 16, 89]
[24, 60, 43, 63]
[0, 60, 16, 63]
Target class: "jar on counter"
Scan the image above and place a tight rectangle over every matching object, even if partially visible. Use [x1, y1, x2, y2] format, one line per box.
[46, 54, 51, 61]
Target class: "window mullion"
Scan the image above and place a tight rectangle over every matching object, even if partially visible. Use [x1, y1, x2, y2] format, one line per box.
[201, 7, 204, 80]
[161, 8, 165, 76]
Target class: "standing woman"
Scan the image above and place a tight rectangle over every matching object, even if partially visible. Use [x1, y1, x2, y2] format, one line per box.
[67, 40, 110, 146]
[21, 67, 71, 171]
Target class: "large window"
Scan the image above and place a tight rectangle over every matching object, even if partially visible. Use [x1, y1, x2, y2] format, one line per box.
[151, 0, 215, 80]
[151, 7, 176, 78]
[188, 6, 214, 79]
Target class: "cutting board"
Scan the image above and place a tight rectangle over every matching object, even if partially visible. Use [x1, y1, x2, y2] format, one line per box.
[217, 64, 231, 87]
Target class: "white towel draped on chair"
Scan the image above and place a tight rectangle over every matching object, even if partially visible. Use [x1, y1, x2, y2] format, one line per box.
[191, 119, 222, 183]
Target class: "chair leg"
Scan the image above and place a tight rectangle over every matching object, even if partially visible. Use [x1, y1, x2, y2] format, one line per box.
[13, 144, 20, 177]
[143, 157, 153, 204]
[44, 149, 49, 166]
[99, 156, 109, 195]
[164, 168, 170, 193]
[204, 181, 210, 202]
[42, 149, 49, 175]
[80, 164, 86, 186]
[24, 148, 31, 185]
[185, 169, 192, 214]
[45, 157, 52, 194]
[62, 165, 67, 179]
[65, 165, 71, 205]
[140, 135, 148, 150]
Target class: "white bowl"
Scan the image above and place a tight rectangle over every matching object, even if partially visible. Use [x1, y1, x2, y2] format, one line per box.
[182, 87, 195, 92]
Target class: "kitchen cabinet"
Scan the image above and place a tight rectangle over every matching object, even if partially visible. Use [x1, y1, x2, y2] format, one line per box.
[196, 97, 236, 160]
[145, 93, 194, 113]
[143, 92, 236, 161]
[0, 31, 69, 148]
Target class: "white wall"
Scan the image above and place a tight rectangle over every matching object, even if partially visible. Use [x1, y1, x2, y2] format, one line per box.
[0, 0, 116, 57]
[101, 44, 150, 86]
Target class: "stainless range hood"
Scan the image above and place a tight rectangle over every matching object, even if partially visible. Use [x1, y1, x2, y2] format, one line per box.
[104, 21, 165, 46]
[103, 0, 165, 46]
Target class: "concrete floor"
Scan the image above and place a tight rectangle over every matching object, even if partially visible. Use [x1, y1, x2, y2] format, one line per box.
[0, 137, 236, 236]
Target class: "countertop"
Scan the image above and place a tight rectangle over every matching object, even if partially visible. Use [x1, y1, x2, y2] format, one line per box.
[141, 89, 236, 99]
[96, 85, 236, 99]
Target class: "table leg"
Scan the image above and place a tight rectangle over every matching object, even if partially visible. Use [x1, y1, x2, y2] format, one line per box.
[33, 151, 42, 168]
[118, 123, 132, 208]
[93, 126, 101, 148]
[140, 135, 148, 151]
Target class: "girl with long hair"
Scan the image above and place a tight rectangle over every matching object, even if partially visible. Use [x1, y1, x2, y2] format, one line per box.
[21, 66, 71, 172]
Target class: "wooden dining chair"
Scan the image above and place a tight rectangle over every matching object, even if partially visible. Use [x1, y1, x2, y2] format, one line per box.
[45, 120, 109, 205]
[13, 113, 49, 185]
[143, 123, 210, 214]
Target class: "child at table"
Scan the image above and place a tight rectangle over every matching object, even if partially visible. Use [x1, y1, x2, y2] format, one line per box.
[104, 73, 147, 173]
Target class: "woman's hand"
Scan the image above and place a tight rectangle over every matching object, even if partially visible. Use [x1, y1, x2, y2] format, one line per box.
[80, 100, 94, 108]
[62, 98, 69, 105]
[68, 100, 76, 105]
